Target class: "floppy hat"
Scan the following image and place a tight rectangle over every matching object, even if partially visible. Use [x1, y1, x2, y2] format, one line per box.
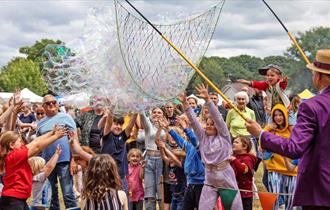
[306, 49, 330, 74]
[258, 64, 282, 76]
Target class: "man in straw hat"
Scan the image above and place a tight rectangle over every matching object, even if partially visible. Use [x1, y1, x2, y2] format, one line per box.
[246, 49, 330, 209]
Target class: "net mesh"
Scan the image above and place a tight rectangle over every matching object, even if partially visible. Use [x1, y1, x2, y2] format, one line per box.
[114, 0, 225, 101]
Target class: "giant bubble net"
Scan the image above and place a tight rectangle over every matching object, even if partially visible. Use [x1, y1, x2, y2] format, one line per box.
[42, 0, 225, 113]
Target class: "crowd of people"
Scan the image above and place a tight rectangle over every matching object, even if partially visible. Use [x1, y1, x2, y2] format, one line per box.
[0, 49, 329, 210]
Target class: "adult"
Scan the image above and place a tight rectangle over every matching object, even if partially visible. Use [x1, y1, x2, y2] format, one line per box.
[37, 94, 77, 210]
[247, 89, 266, 127]
[246, 49, 330, 209]
[75, 97, 104, 153]
[209, 92, 228, 121]
[140, 107, 166, 210]
[226, 91, 256, 139]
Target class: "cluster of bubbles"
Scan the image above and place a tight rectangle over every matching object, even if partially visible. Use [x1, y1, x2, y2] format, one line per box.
[42, 1, 222, 113]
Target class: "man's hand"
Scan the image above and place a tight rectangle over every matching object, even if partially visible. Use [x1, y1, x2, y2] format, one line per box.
[245, 118, 262, 137]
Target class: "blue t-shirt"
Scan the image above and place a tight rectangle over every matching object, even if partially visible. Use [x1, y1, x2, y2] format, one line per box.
[37, 112, 76, 163]
[19, 113, 36, 124]
[101, 131, 129, 179]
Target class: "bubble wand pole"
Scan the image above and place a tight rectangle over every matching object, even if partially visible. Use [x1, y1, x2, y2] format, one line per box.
[124, 0, 248, 121]
[262, 0, 310, 64]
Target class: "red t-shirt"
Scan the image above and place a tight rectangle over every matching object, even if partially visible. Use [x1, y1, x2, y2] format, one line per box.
[2, 145, 32, 199]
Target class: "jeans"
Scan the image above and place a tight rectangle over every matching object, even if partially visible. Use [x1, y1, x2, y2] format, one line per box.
[170, 194, 184, 210]
[182, 184, 203, 210]
[48, 162, 77, 210]
[144, 155, 163, 210]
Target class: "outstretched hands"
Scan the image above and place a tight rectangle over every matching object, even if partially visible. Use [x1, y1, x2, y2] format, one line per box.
[52, 125, 67, 138]
[196, 83, 210, 101]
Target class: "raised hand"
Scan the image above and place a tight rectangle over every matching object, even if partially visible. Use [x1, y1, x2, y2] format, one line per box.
[13, 89, 22, 106]
[155, 137, 166, 149]
[195, 83, 210, 101]
[55, 145, 62, 155]
[176, 115, 188, 129]
[177, 92, 189, 109]
[281, 76, 289, 84]
[158, 117, 170, 131]
[53, 125, 67, 138]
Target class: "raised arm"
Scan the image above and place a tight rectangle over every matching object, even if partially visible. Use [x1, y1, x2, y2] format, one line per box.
[124, 113, 138, 137]
[27, 125, 66, 157]
[43, 145, 62, 177]
[103, 110, 113, 136]
[69, 131, 93, 162]
[196, 84, 230, 139]
[140, 112, 151, 134]
[177, 92, 204, 140]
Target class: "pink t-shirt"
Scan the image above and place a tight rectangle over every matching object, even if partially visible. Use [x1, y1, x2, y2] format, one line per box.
[127, 164, 144, 202]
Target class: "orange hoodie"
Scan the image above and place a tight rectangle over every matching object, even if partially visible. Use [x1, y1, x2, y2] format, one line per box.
[263, 104, 297, 176]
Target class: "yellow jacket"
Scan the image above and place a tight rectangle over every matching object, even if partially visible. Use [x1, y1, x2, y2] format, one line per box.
[263, 104, 297, 176]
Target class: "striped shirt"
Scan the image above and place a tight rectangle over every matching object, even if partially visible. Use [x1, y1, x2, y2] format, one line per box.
[85, 190, 122, 210]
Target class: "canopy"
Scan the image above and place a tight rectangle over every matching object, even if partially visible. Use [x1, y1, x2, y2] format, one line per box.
[0, 88, 43, 103]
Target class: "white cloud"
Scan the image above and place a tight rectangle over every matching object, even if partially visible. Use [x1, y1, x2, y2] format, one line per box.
[0, 0, 330, 67]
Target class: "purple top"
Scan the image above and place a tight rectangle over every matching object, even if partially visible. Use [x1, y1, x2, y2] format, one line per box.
[261, 86, 330, 207]
[185, 100, 232, 166]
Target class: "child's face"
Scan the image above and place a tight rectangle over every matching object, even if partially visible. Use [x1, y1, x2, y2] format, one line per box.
[266, 69, 281, 86]
[10, 138, 23, 150]
[111, 122, 123, 135]
[205, 118, 217, 136]
[129, 152, 141, 166]
[187, 98, 197, 109]
[273, 110, 284, 127]
[232, 138, 246, 154]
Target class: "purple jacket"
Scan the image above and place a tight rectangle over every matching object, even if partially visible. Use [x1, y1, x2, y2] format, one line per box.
[261, 86, 330, 207]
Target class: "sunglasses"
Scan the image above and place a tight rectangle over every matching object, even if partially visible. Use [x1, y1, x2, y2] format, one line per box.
[44, 101, 57, 106]
[37, 112, 45, 116]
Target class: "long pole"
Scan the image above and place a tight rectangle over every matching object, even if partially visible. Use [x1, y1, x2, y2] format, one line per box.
[124, 0, 248, 121]
[262, 0, 310, 64]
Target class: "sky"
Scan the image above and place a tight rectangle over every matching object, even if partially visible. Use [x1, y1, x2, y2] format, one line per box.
[0, 0, 330, 67]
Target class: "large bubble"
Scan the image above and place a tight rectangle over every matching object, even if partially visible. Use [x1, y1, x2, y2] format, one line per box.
[41, 0, 223, 113]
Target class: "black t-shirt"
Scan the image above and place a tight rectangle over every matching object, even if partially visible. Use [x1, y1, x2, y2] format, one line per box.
[167, 114, 177, 126]
[89, 115, 103, 153]
[101, 131, 129, 179]
[169, 162, 186, 194]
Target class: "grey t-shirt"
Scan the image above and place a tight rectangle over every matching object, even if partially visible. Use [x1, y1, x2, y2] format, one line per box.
[31, 172, 48, 207]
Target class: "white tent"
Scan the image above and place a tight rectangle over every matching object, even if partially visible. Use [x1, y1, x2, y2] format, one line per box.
[0, 88, 43, 103]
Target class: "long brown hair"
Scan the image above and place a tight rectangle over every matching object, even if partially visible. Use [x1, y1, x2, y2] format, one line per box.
[82, 154, 122, 201]
[0, 131, 21, 173]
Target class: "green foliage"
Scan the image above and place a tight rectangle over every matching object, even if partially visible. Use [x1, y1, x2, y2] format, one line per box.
[187, 27, 329, 94]
[19, 39, 62, 69]
[0, 58, 48, 95]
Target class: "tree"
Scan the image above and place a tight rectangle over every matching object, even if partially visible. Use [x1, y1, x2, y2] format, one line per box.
[0, 58, 48, 95]
[19, 39, 63, 69]
[284, 27, 330, 93]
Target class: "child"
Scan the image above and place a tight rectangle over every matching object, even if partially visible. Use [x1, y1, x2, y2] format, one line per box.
[159, 115, 205, 210]
[82, 154, 128, 210]
[101, 112, 137, 193]
[237, 64, 295, 126]
[28, 145, 62, 210]
[0, 126, 66, 210]
[179, 84, 243, 210]
[156, 136, 186, 210]
[127, 148, 144, 210]
[263, 104, 297, 210]
[230, 136, 257, 210]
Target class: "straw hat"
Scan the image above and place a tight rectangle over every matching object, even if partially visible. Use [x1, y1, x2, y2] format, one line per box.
[306, 49, 330, 74]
